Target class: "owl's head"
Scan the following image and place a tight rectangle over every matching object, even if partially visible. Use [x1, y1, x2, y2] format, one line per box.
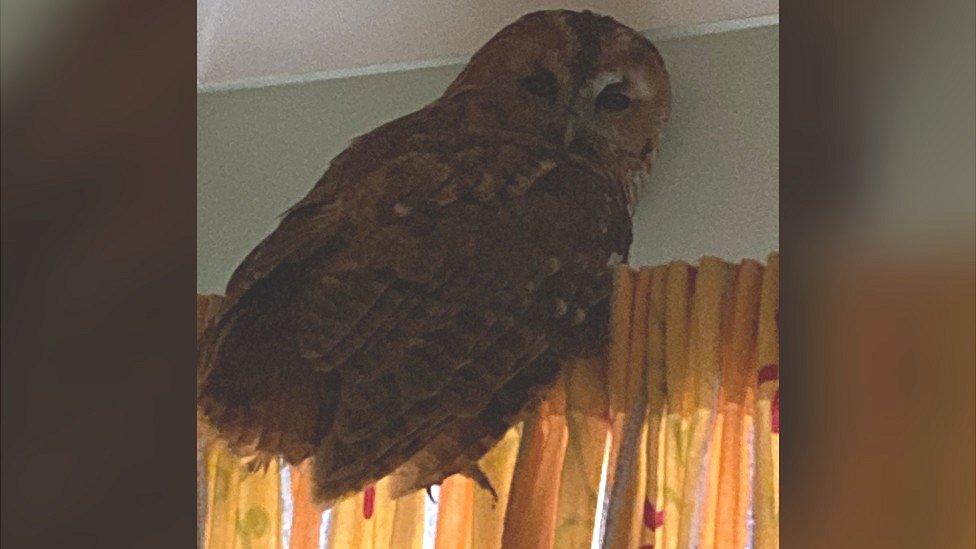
[443, 10, 671, 199]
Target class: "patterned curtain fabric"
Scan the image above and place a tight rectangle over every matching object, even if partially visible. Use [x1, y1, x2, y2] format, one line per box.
[196, 253, 779, 549]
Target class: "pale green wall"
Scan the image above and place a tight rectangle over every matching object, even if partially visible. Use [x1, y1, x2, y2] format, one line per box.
[198, 25, 778, 293]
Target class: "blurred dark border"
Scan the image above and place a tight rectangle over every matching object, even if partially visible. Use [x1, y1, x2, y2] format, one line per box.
[2, 1, 195, 546]
[781, 0, 975, 547]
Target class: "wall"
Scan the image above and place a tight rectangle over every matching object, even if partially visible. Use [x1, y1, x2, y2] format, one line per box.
[197, 24, 778, 293]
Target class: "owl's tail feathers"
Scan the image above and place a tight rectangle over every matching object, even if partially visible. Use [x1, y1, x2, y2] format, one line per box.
[196, 294, 340, 466]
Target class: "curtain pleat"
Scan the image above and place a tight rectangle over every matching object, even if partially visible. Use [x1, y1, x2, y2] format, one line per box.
[237, 461, 283, 548]
[203, 441, 241, 549]
[435, 475, 475, 549]
[621, 269, 657, 546]
[203, 441, 282, 549]
[197, 253, 779, 549]
[500, 384, 568, 549]
[326, 479, 426, 549]
[288, 462, 324, 549]
[639, 266, 669, 549]
[326, 487, 365, 547]
[553, 358, 610, 548]
[675, 258, 727, 548]
[753, 254, 780, 549]
[604, 265, 637, 506]
[471, 425, 523, 549]
[707, 260, 763, 549]
[729, 262, 764, 546]
[660, 261, 692, 549]
[604, 266, 655, 548]
[388, 488, 426, 548]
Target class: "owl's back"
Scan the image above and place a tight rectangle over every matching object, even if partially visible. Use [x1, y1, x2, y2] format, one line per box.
[197, 105, 633, 502]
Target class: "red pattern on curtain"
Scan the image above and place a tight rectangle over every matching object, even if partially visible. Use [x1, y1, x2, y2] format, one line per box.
[197, 253, 779, 548]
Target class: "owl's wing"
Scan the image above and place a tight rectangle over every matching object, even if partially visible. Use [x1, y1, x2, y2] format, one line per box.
[197, 134, 632, 496]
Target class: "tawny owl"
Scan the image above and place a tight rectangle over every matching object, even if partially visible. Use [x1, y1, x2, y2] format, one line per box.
[198, 9, 670, 504]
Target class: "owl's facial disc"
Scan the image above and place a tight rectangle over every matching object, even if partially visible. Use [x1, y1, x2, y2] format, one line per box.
[567, 32, 670, 172]
[443, 10, 670, 197]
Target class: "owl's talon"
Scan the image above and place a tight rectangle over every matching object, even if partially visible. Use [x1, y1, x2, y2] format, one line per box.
[461, 464, 498, 502]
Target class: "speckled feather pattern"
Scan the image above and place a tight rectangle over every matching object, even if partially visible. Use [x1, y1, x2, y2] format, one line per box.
[197, 9, 669, 504]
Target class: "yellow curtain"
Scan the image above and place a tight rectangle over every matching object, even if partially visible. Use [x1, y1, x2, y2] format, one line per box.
[197, 253, 779, 549]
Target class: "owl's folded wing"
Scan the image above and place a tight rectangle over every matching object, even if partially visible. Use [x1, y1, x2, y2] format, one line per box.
[197, 135, 631, 500]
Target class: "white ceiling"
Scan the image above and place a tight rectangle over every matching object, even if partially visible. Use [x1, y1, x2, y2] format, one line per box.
[198, 0, 778, 90]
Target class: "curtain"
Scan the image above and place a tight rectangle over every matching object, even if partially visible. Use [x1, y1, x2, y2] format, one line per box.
[197, 253, 779, 548]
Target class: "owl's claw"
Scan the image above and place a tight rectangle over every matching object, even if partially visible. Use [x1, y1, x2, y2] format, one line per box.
[242, 453, 274, 474]
[426, 485, 438, 504]
[461, 464, 498, 502]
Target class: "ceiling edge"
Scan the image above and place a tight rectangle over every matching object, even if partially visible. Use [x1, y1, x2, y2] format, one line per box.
[198, 13, 778, 95]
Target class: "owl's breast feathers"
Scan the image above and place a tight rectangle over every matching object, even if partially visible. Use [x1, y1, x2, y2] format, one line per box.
[197, 127, 633, 502]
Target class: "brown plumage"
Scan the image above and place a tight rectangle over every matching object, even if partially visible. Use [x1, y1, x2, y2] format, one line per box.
[197, 9, 670, 504]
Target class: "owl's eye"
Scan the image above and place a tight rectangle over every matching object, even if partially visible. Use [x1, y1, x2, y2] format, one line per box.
[519, 68, 557, 102]
[596, 88, 631, 111]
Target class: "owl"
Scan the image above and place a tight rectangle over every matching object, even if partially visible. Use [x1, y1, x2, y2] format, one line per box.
[197, 9, 670, 504]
